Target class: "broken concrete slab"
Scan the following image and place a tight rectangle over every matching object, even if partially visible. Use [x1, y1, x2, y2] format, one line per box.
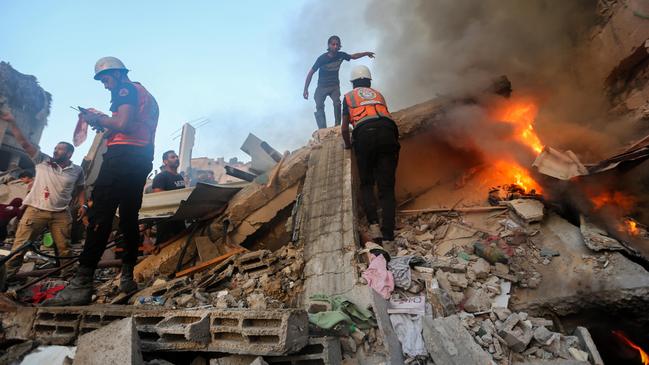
[229, 184, 299, 246]
[507, 199, 544, 224]
[511, 213, 649, 316]
[464, 288, 491, 312]
[422, 315, 493, 365]
[134, 234, 197, 282]
[297, 134, 403, 365]
[573, 326, 604, 365]
[579, 215, 627, 252]
[211, 147, 310, 239]
[73, 317, 144, 365]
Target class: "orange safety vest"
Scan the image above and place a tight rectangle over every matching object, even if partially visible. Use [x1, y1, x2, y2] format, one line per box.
[107, 82, 159, 148]
[344, 87, 392, 127]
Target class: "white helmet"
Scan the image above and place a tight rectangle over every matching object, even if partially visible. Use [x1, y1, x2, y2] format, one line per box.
[350, 65, 372, 81]
[94, 56, 128, 80]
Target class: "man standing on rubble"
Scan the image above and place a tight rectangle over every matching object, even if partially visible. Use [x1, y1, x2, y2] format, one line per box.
[151, 150, 186, 243]
[44, 57, 159, 305]
[0, 111, 85, 281]
[303, 35, 375, 129]
[341, 66, 400, 245]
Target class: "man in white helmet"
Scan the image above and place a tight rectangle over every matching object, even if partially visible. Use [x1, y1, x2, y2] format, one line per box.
[44, 57, 159, 306]
[342, 65, 400, 246]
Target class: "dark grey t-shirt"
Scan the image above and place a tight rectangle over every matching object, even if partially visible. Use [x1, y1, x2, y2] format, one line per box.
[312, 51, 352, 87]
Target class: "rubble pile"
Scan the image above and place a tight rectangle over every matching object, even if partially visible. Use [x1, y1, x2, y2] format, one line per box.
[354, 192, 613, 364]
[89, 243, 306, 311]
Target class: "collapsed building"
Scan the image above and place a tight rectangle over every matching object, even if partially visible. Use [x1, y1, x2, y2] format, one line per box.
[2, 1, 649, 364]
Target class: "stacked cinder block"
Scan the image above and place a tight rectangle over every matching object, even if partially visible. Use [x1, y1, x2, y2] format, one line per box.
[5, 306, 308, 356]
[235, 250, 276, 278]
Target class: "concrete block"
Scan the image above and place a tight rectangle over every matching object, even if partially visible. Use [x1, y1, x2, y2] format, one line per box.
[32, 307, 83, 345]
[9, 305, 308, 356]
[236, 250, 275, 278]
[73, 317, 144, 365]
[209, 309, 308, 355]
[154, 313, 211, 345]
[265, 337, 342, 365]
[1, 306, 36, 340]
[573, 326, 604, 365]
[422, 315, 493, 365]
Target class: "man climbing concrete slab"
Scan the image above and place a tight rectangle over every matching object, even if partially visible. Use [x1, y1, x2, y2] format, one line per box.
[303, 35, 374, 129]
[341, 65, 400, 245]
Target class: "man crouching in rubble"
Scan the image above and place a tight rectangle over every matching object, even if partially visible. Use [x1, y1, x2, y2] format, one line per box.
[0, 111, 85, 284]
[44, 57, 159, 306]
[341, 66, 400, 246]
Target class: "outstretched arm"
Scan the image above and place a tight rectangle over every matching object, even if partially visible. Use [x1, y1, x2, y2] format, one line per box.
[0, 111, 38, 158]
[303, 68, 315, 100]
[351, 52, 375, 60]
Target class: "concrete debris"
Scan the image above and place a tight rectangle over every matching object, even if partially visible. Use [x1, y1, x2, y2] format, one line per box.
[73, 317, 144, 365]
[422, 315, 493, 365]
[579, 215, 627, 252]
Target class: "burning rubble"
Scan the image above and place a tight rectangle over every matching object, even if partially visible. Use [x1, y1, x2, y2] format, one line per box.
[2, 1, 649, 364]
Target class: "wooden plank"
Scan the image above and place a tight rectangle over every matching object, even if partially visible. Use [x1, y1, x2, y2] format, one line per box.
[174, 247, 246, 278]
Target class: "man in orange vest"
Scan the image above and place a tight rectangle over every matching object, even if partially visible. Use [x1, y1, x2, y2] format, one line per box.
[45, 57, 159, 305]
[342, 66, 400, 246]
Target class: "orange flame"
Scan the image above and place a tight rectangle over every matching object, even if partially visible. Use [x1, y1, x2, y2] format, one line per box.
[613, 330, 649, 365]
[498, 101, 544, 154]
[619, 218, 640, 237]
[493, 160, 542, 193]
[590, 191, 635, 211]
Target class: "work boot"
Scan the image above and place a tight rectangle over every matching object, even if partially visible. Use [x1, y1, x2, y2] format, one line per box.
[42, 266, 94, 306]
[119, 263, 138, 294]
[369, 223, 383, 243]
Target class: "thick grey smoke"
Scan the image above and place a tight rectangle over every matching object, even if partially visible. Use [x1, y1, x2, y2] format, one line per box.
[291, 0, 648, 160]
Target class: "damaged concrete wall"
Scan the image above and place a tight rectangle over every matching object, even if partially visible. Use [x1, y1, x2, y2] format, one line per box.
[0, 61, 51, 170]
[588, 0, 649, 119]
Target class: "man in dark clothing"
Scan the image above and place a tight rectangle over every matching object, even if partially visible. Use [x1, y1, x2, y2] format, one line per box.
[342, 66, 400, 244]
[303, 35, 375, 129]
[151, 150, 186, 243]
[45, 56, 159, 306]
[152, 150, 185, 192]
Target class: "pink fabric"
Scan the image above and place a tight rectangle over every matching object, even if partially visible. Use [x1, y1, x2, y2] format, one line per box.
[73, 114, 88, 147]
[362, 254, 394, 299]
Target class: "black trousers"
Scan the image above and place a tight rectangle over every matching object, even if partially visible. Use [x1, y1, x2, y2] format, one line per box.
[78, 151, 152, 269]
[353, 118, 400, 240]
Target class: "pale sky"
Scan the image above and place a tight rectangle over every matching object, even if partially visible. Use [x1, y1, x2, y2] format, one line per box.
[1, 1, 377, 165]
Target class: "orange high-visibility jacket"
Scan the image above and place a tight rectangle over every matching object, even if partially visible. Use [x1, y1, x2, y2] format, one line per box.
[107, 82, 159, 148]
[344, 87, 392, 127]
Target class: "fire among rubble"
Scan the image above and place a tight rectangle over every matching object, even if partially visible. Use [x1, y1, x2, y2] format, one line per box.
[613, 330, 649, 365]
[496, 99, 544, 154]
[589, 190, 635, 212]
[491, 160, 542, 194]
[620, 218, 641, 237]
